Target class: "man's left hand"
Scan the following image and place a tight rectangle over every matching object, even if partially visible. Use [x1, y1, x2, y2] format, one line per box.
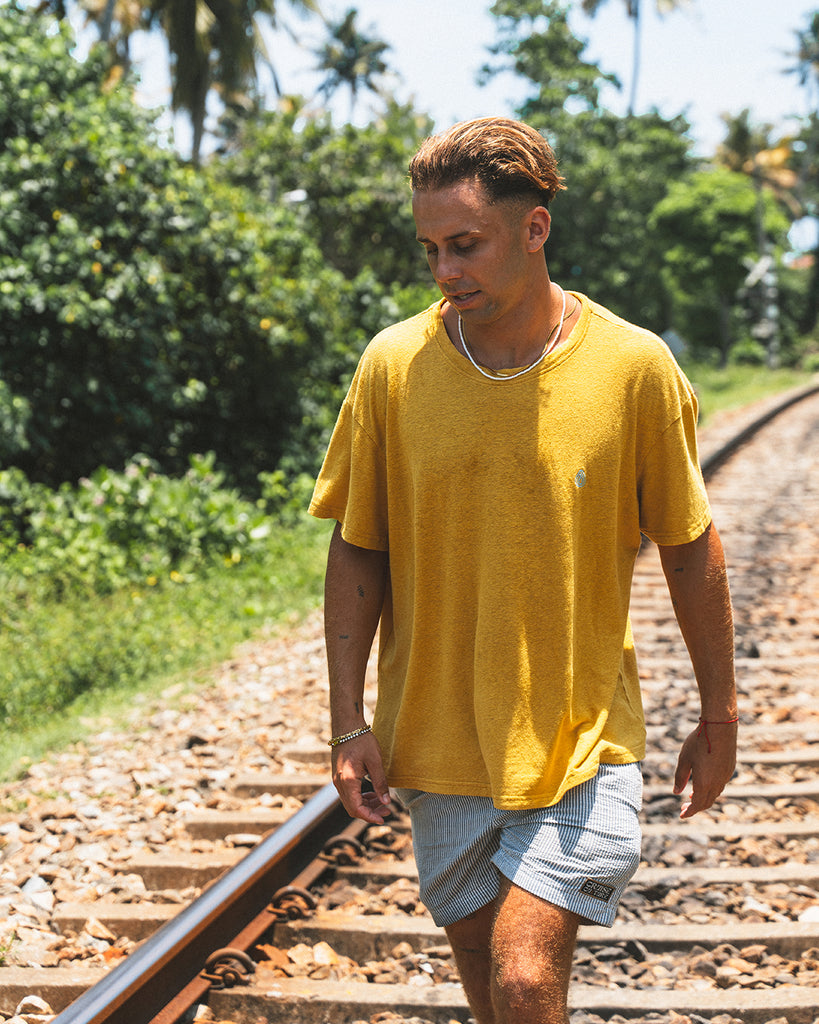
[673, 721, 737, 818]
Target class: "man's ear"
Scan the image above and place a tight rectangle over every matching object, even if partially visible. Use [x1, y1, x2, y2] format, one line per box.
[526, 207, 551, 253]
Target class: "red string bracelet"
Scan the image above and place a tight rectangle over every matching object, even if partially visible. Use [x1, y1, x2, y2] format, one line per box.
[697, 716, 739, 753]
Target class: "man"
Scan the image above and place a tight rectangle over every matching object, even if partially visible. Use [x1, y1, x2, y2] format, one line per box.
[309, 117, 737, 1024]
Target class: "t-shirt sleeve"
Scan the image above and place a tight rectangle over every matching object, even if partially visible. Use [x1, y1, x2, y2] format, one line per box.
[308, 389, 389, 552]
[637, 388, 712, 546]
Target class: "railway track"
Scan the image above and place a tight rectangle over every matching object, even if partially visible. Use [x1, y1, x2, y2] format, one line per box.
[1, 380, 818, 1024]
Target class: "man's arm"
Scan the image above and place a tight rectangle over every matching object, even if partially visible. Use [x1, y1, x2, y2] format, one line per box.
[657, 521, 737, 819]
[324, 521, 391, 823]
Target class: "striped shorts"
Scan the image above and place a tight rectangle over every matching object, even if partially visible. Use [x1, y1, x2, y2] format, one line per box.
[395, 762, 642, 928]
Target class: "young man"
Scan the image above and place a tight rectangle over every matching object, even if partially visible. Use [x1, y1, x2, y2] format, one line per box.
[309, 117, 737, 1024]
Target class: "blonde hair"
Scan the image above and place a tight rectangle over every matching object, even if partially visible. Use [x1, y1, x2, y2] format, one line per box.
[409, 117, 566, 208]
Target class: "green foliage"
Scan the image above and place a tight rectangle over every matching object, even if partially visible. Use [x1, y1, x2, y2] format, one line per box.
[681, 361, 816, 425]
[0, 379, 30, 464]
[258, 468, 321, 525]
[214, 101, 433, 291]
[758, 262, 809, 368]
[0, 7, 395, 490]
[0, 454, 275, 595]
[650, 169, 791, 361]
[0, 515, 333, 747]
[546, 110, 694, 332]
[728, 338, 768, 366]
[482, 0, 619, 119]
[0, 8, 177, 480]
[0, 932, 15, 965]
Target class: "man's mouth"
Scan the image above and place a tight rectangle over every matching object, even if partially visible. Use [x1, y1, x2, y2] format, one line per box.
[448, 290, 479, 306]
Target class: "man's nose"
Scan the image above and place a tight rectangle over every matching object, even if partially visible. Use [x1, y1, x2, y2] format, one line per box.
[435, 251, 462, 284]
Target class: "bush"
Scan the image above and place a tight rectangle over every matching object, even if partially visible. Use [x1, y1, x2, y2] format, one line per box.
[0, 379, 30, 464]
[729, 338, 768, 366]
[215, 102, 433, 291]
[0, 454, 278, 596]
[0, 515, 332, 741]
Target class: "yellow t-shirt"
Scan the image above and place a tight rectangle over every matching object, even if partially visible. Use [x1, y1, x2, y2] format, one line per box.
[310, 294, 711, 808]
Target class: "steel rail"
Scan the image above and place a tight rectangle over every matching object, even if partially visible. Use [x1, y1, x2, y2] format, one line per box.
[150, 814, 371, 1024]
[49, 781, 352, 1024]
[698, 378, 819, 479]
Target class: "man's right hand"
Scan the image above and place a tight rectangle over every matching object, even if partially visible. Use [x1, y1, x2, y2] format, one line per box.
[331, 731, 392, 823]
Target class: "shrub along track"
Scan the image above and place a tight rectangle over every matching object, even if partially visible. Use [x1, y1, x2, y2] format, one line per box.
[1, 381, 818, 1024]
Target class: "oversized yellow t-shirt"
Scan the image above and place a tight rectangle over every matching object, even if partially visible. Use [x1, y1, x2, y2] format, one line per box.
[310, 294, 711, 809]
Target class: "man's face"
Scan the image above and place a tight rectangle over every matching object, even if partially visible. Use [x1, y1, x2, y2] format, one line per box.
[412, 177, 547, 328]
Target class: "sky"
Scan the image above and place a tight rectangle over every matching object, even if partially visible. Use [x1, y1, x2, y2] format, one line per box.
[129, 0, 818, 160]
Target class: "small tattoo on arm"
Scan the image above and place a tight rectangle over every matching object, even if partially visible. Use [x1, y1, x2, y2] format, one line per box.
[339, 634, 350, 640]
[357, 584, 365, 597]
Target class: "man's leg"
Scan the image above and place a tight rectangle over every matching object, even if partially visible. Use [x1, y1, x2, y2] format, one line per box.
[490, 876, 579, 1024]
[445, 878, 579, 1024]
[444, 901, 496, 1024]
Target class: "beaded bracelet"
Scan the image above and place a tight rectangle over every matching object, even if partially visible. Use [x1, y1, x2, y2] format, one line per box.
[697, 716, 738, 753]
[328, 724, 372, 748]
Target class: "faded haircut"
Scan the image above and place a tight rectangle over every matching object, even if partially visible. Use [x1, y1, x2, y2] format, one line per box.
[408, 117, 566, 208]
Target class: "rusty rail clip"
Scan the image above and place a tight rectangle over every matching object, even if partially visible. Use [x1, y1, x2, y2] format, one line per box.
[321, 835, 365, 865]
[269, 884, 317, 920]
[201, 947, 256, 990]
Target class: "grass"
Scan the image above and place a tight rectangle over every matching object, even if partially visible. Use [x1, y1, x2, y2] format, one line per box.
[0, 933, 16, 966]
[0, 515, 334, 782]
[682, 361, 816, 426]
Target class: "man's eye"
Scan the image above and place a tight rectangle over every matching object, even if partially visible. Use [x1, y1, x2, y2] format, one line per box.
[455, 242, 476, 254]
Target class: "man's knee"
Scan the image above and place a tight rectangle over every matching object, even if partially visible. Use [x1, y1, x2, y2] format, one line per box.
[492, 941, 569, 1004]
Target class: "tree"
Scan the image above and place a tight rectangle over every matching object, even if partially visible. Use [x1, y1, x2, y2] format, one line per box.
[313, 7, 391, 121]
[789, 9, 819, 114]
[481, 0, 618, 123]
[79, 0, 143, 72]
[483, 0, 694, 332]
[35, 0, 323, 163]
[716, 110, 800, 218]
[579, 0, 690, 115]
[650, 169, 790, 364]
[545, 109, 693, 332]
[149, 0, 323, 163]
[787, 11, 819, 332]
[715, 110, 801, 364]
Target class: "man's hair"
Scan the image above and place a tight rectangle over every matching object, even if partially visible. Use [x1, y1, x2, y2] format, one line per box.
[409, 117, 566, 208]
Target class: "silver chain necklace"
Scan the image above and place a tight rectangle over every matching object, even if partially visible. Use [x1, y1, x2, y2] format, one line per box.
[457, 288, 567, 382]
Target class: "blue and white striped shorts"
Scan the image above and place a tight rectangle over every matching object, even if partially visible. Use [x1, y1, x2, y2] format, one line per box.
[395, 762, 642, 928]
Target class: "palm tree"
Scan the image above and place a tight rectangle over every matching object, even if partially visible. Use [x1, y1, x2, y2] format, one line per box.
[716, 110, 799, 216]
[154, 0, 326, 163]
[787, 11, 819, 331]
[313, 8, 390, 121]
[579, 0, 689, 115]
[789, 10, 819, 114]
[73, 0, 321, 164]
[47, 0, 143, 73]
